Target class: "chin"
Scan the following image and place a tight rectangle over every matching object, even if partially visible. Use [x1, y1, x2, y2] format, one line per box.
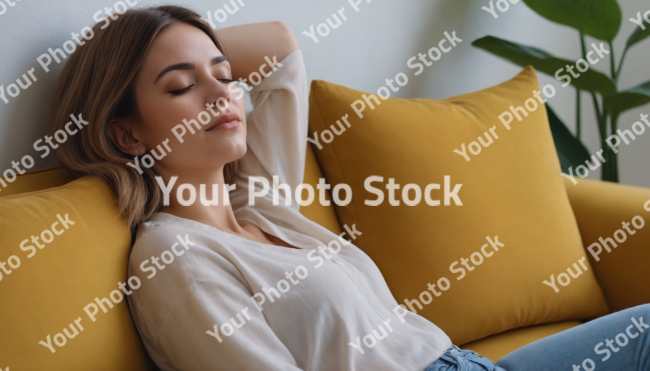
[222, 142, 248, 163]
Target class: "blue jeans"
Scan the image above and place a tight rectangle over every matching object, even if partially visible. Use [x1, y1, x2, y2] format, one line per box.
[425, 304, 650, 371]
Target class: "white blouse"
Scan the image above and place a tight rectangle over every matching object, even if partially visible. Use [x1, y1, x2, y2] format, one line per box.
[127, 50, 452, 371]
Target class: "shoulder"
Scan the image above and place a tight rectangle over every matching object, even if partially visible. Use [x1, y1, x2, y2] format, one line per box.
[129, 213, 243, 279]
[130, 214, 191, 262]
[129, 213, 222, 279]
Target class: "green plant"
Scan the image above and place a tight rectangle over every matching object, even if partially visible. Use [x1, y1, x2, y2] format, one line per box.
[472, 0, 650, 182]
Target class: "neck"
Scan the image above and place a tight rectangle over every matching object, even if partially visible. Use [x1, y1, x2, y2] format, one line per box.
[155, 165, 244, 234]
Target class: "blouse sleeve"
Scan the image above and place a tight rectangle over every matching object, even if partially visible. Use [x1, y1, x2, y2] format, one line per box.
[127, 229, 304, 371]
[229, 49, 309, 213]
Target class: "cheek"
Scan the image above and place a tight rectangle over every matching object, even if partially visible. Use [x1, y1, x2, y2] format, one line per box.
[145, 99, 190, 126]
[233, 95, 246, 113]
[138, 98, 197, 146]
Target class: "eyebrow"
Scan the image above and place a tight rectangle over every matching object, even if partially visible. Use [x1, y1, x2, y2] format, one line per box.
[154, 55, 229, 84]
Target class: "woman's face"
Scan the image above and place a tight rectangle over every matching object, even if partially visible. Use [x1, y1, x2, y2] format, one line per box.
[129, 22, 247, 177]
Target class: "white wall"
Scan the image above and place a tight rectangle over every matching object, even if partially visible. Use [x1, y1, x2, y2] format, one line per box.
[1, 0, 649, 186]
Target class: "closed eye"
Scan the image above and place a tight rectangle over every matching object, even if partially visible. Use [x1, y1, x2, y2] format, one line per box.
[169, 79, 237, 96]
[170, 85, 194, 96]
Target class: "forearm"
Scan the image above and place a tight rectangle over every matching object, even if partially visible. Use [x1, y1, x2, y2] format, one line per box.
[216, 21, 300, 80]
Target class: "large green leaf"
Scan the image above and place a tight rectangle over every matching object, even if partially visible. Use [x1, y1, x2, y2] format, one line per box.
[522, 0, 622, 42]
[626, 18, 650, 49]
[604, 81, 650, 114]
[473, 36, 616, 95]
[546, 104, 591, 173]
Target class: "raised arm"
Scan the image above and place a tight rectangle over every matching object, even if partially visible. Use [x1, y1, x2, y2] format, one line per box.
[216, 21, 300, 81]
[218, 23, 309, 213]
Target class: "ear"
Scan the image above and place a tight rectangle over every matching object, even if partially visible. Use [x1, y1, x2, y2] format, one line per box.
[107, 119, 146, 157]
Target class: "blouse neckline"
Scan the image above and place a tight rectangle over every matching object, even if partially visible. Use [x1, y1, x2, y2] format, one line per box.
[150, 212, 310, 253]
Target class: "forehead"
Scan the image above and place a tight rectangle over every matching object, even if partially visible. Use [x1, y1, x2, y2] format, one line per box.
[141, 22, 224, 76]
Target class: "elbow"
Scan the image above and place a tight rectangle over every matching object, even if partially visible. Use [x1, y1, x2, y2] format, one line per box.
[272, 21, 300, 55]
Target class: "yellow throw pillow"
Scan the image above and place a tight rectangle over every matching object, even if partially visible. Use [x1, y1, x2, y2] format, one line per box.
[307, 67, 609, 345]
[0, 176, 156, 370]
[300, 143, 343, 236]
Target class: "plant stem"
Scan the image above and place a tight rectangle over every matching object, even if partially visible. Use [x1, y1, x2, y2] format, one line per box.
[608, 41, 617, 82]
[576, 89, 581, 139]
[591, 93, 604, 137]
[605, 39, 619, 182]
[600, 109, 613, 181]
[610, 113, 620, 182]
[616, 47, 628, 80]
[576, 33, 588, 140]
[591, 93, 609, 181]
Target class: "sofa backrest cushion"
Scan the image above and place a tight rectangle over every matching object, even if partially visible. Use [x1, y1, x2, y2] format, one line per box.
[564, 177, 650, 312]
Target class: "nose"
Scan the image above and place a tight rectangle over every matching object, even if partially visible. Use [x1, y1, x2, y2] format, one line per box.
[205, 75, 232, 110]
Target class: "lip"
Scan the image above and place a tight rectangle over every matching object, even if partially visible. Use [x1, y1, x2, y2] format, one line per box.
[206, 112, 241, 131]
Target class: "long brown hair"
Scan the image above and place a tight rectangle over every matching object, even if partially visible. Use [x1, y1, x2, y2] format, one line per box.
[48, 6, 237, 229]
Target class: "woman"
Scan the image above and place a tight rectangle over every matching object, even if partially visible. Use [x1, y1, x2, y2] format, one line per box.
[48, 5, 649, 371]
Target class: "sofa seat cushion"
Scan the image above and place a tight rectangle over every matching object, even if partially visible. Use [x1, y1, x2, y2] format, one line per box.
[461, 321, 583, 362]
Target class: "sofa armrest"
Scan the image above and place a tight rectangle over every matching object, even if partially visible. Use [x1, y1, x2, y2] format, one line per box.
[564, 177, 650, 311]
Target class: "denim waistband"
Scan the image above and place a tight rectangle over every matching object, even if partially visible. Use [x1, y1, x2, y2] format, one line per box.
[424, 345, 506, 371]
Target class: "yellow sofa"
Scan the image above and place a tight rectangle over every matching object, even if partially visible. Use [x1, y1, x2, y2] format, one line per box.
[2, 70, 649, 369]
[3, 142, 650, 369]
